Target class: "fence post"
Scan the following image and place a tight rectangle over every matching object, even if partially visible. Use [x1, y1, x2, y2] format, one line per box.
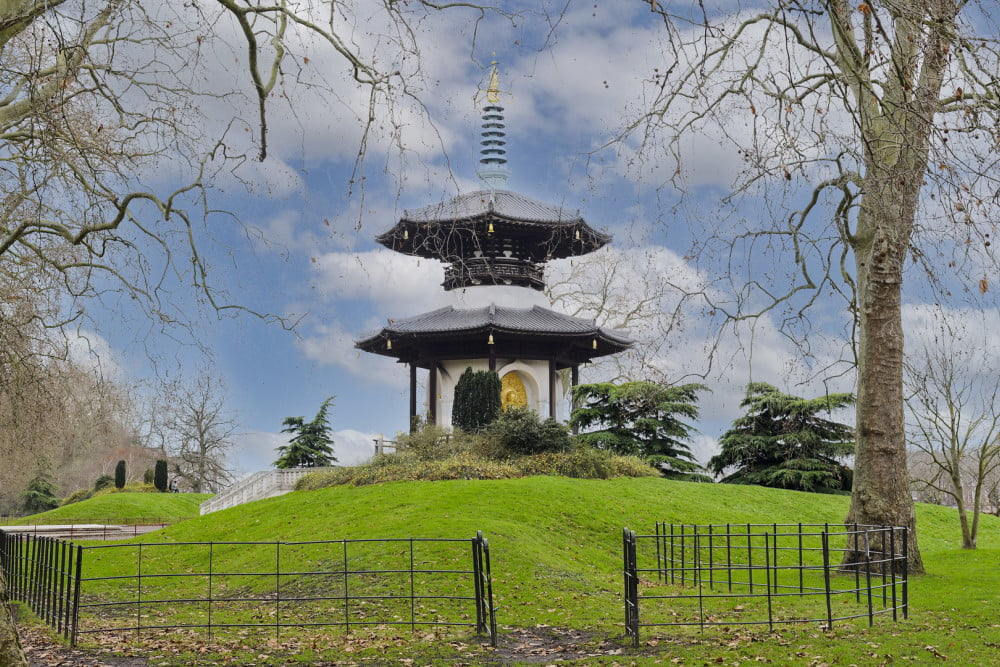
[623, 528, 639, 647]
[472, 533, 484, 635]
[71, 544, 83, 646]
[480, 533, 496, 647]
[821, 530, 833, 630]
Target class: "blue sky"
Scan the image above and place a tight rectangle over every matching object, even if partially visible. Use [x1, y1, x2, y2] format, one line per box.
[74, 1, 1000, 477]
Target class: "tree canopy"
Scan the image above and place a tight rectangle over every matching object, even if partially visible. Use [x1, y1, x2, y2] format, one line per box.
[709, 383, 855, 494]
[570, 381, 705, 479]
[275, 397, 337, 469]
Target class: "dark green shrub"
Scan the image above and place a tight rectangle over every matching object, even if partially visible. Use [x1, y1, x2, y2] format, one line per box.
[61, 489, 94, 506]
[94, 474, 115, 491]
[143, 468, 155, 484]
[21, 471, 60, 513]
[154, 459, 168, 492]
[452, 367, 501, 433]
[114, 460, 127, 489]
[485, 406, 572, 456]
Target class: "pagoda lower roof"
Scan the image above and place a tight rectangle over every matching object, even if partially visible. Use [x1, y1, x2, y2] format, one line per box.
[355, 303, 632, 368]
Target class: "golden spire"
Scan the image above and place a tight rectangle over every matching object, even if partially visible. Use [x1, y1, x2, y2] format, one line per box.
[487, 61, 500, 104]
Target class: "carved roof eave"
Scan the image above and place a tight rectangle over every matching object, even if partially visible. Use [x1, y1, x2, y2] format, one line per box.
[375, 211, 611, 258]
[354, 305, 633, 366]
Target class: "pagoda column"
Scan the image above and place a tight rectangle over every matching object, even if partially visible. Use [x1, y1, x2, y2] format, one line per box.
[548, 359, 557, 419]
[428, 360, 438, 424]
[409, 364, 418, 432]
[571, 364, 580, 435]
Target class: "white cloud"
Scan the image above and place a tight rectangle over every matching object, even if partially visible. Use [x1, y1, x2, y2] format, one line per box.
[231, 428, 379, 476]
[311, 249, 444, 316]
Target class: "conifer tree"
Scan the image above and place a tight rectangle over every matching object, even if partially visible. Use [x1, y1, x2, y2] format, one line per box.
[154, 460, 169, 493]
[709, 383, 855, 493]
[114, 460, 126, 489]
[571, 381, 706, 479]
[275, 397, 338, 469]
[451, 368, 502, 433]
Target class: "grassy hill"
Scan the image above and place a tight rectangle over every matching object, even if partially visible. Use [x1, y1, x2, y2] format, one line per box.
[18, 477, 1000, 664]
[6, 492, 211, 525]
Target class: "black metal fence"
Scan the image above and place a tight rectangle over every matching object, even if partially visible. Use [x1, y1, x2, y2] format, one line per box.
[0, 532, 82, 641]
[623, 523, 909, 646]
[0, 530, 496, 647]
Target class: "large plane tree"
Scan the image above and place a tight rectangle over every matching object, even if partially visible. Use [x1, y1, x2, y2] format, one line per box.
[619, 0, 1000, 573]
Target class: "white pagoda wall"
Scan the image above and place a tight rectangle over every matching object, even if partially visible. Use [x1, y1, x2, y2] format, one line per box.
[427, 284, 574, 426]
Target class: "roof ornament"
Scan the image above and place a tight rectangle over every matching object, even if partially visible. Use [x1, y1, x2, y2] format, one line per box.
[477, 60, 510, 191]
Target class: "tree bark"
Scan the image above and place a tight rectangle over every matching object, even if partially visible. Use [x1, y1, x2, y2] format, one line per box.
[0, 570, 28, 667]
[847, 222, 924, 572]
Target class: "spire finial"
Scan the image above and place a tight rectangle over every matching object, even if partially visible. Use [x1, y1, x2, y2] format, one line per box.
[478, 58, 509, 189]
[487, 61, 501, 104]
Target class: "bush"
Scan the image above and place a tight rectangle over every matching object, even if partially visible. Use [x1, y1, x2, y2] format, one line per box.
[143, 468, 155, 484]
[61, 489, 94, 506]
[394, 423, 479, 461]
[296, 447, 656, 490]
[484, 407, 572, 456]
[94, 474, 115, 491]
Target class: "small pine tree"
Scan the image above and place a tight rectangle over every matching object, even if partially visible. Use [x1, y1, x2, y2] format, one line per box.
[114, 460, 127, 489]
[22, 470, 60, 514]
[452, 367, 502, 433]
[154, 459, 169, 492]
[708, 382, 855, 493]
[275, 397, 338, 468]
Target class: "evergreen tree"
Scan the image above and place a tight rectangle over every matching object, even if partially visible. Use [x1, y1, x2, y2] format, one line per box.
[114, 460, 127, 489]
[709, 382, 855, 493]
[451, 368, 501, 433]
[94, 474, 115, 492]
[275, 397, 338, 468]
[154, 459, 169, 492]
[21, 470, 59, 514]
[570, 381, 706, 479]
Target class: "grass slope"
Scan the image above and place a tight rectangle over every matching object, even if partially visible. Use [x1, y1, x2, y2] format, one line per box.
[68, 476, 1000, 665]
[7, 492, 211, 525]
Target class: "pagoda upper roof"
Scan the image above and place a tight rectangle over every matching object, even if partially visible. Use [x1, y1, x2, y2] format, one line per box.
[375, 189, 610, 261]
[355, 303, 633, 368]
[403, 189, 584, 225]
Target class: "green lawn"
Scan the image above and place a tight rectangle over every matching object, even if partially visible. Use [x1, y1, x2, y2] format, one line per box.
[17, 477, 1000, 664]
[6, 492, 211, 525]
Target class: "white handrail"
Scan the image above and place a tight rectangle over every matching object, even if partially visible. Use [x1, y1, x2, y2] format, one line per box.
[199, 467, 335, 515]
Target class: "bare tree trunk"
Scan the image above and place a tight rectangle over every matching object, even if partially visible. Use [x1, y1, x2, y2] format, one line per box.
[846, 177, 925, 573]
[1, 570, 27, 667]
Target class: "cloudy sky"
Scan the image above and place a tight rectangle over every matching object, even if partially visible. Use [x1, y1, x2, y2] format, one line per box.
[75, 1, 1000, 477]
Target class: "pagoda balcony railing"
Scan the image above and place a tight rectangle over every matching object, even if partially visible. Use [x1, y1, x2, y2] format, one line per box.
[443, 256, 544, 291]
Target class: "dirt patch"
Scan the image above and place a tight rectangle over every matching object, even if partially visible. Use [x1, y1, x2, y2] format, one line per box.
[18, 623, 643, 666]
[19, 626, 152, 667]
[486, 625, 632, 663]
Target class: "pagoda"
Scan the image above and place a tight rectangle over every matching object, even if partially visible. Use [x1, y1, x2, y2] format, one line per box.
[356, 64, 632, 427]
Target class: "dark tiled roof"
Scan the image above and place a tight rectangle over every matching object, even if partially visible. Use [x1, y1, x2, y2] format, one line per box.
[402, 190, 583, 225]
[357, 304, 633, 345]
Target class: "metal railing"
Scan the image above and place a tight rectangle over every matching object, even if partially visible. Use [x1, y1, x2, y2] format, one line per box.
[199, 468, 336, 515]
[0, 532, 82, 641]
[623, 523, 908, 646]
[2, 529, 496, 647]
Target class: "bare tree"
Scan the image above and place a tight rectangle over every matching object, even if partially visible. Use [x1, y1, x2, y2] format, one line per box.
[0, 1, 532, 659]
[904, 322, 1000, 549]
[547, 247, 703, 384]
[162, 373, 237, 494]
[619, 0, 1000, 572]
